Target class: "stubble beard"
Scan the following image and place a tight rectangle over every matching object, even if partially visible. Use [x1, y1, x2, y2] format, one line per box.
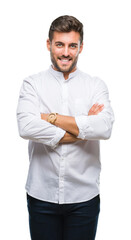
[50, 50, 78, 74]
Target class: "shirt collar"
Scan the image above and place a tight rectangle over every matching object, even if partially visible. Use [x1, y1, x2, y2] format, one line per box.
[49, 65, 79, 82]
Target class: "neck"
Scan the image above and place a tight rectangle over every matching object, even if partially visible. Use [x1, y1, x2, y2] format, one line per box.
[63, 73, 69, 80]
[51, 65, 77, 80]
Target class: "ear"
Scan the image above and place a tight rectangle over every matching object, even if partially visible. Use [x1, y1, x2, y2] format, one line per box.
[47, 39, 51, 51]
[79, 42, 83, 54]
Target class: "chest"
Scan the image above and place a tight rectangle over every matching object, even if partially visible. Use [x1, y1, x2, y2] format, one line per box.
[37, 77, 94, 116]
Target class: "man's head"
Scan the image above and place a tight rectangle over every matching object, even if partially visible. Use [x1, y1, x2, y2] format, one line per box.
[47, 15, 84, 79]
[48, 15, 83, 44]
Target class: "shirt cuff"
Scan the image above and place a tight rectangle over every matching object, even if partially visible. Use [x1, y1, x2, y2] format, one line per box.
[50, 127, 66, 149]
[75, 116, 93, 140]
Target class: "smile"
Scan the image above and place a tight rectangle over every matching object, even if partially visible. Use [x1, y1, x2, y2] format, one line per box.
[61, 59, 70, 62]
[58, 58, 72, 64]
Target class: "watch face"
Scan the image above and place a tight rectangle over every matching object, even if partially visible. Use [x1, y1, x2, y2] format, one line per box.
[48, 113, 57, 123]
[50, 114, 55, 121]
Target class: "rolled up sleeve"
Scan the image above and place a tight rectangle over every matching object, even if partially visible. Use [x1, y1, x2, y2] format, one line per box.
[75, 77, 114, 140]
[17, 77, 66, 149]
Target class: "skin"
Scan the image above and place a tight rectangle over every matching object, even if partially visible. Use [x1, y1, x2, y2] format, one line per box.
[41, 31, 104, 143]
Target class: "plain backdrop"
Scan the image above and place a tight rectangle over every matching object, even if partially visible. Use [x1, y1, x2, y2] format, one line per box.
[0, 0, 131, 239]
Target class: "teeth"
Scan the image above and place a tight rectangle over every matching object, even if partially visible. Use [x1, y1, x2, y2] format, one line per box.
[61, 59, 69, 62]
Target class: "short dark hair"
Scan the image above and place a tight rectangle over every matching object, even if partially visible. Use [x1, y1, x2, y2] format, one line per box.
[48, 15, 83, 44]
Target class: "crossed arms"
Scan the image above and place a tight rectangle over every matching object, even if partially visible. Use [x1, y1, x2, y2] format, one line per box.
[41, 103, 104, 144]
[17, 77, 114, 148]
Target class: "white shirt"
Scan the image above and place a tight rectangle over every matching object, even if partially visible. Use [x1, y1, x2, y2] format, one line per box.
[17, 66, 114, 204]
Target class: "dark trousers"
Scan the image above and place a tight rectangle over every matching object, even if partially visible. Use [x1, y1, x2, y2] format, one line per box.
[27, 194, 100, 240]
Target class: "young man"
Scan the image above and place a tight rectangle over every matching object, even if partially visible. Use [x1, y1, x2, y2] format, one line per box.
[17, 15, 114, 240]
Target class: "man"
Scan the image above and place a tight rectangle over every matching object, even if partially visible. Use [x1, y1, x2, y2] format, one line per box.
[17, 15, 114, 240]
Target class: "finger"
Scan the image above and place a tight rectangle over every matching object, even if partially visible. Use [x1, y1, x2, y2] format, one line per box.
[90, 103, 99, 112]
[88, 104, 104, 116]
[92, 104, 103, 113]
[88, 103, 99, 116]
[93, 105, 101, 113]
[95, 104, 104, 114]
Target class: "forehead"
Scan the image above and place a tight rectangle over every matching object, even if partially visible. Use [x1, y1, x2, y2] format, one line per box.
[52, 31, 81, 44]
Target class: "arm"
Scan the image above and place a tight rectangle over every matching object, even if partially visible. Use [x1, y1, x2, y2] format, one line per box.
[17, 77, 66, 149]
[59, 132, 81, 144]
[41, 103, 104, 143]
[41, 113, 79, 136]
[53, 115, 79, 136]
[55, 103, 104, 136]
[75, 78, 114, 140]
[58, 104, 104, 143]
[41, 79, 114, 141]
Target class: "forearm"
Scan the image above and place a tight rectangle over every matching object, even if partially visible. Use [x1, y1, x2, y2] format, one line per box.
[41, 113, 79, 136]
[41, 113, 85, 144]
[59, 131, 82, 144]
[17, 112, 66, 148]
[54, 114, 79, 136]
[40, 102, 107, 142]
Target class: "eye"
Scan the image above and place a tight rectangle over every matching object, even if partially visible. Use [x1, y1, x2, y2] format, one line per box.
[56, 43, 63, 47]
[70, 44, 77, 49]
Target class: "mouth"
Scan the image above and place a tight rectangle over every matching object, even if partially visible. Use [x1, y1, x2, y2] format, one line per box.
[58, 57, 72, 65]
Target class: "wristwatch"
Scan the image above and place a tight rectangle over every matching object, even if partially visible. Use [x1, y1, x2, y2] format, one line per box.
[47, 113, 58, 124]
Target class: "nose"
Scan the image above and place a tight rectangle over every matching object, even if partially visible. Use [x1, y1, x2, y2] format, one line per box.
[62, 46, 70, 57]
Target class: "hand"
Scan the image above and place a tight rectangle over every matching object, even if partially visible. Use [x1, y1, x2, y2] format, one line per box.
[88, 103, 104, 116]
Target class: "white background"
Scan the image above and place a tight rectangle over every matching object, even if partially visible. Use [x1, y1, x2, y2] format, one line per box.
[0, 0, 131, 239]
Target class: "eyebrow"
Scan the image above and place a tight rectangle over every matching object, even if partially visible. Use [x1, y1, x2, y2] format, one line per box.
[55, 41, 63, 45]
[55, 41, 78, 46]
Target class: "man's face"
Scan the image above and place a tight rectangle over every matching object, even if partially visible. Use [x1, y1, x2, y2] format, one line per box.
[47, 31, 83, 78]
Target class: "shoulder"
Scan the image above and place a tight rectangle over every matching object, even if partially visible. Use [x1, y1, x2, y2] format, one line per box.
[78, 70, 92, 81]
[79, 70, 106, 87]
[25, 69, 48, 83]
[22, 69, 49, 90]
[19, 70, 49, 96]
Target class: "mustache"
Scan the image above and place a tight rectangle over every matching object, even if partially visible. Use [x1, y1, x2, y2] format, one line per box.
[58, 55, 72, 60]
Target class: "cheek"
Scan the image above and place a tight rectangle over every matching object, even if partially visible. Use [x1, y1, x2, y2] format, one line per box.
[52, 48, 62, 56]
[70, 47, 80, 58]
[72, 50, 79, 58]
